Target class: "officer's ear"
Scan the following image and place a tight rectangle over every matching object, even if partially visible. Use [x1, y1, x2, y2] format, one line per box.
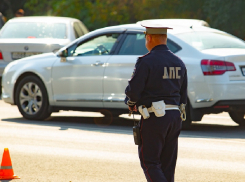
[146, 34, 152, 42]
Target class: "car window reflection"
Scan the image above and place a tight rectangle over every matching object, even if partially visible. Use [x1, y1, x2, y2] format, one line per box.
[72, 34, 119, 56]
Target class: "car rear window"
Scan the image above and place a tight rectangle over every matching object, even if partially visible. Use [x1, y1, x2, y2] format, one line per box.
[176, 31, 245, 50]
[0, 22, 67, 39]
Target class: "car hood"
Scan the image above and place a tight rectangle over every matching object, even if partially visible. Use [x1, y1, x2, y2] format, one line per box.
[201, 48, 245, 57]
[4, 52, 58, 78]
[0, 38, 70, 46]
[12, 52, 57, 65]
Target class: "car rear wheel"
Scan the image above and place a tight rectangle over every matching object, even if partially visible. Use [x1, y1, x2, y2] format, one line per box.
[15, 76, 51, 120]
[229, 111, 245, 126]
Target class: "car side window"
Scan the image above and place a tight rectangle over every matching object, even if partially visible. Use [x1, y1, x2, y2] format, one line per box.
[118, 33, 182, 55]
[167, 39, 182, 53]
[73, 22, 83, 39]
[73, 28, 79, 39]
[118, 33, 148, 55]
[78, 22, 89, 34]
[71, 34, 119, 56]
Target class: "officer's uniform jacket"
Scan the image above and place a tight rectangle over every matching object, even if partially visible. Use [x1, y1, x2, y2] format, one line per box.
[125, 44, 187, 108]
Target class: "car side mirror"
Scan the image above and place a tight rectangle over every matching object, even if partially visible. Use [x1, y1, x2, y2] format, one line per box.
[59, 49, 68, 57]
[58, 49, 68, 62]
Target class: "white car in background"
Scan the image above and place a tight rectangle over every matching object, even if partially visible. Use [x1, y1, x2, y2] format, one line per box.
[0, 16, 89, 78]
[1, 23, 245, 129]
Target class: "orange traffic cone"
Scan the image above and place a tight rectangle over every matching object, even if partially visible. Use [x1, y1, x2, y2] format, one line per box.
[0, 148, 20, 180]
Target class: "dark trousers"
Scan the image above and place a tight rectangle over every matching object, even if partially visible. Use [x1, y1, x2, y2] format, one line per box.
[138, 110, 182, 182]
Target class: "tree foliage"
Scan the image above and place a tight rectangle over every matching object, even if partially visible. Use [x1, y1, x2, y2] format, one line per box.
[0, 0, 26, 17]
[1, 0, 245, 40]
[204, 0, 245, 39]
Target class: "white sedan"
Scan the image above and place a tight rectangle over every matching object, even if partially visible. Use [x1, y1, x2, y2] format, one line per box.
[0, 16, 89, 77]
[1, 23, 245, 129]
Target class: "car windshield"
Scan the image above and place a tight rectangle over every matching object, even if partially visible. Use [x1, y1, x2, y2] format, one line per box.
[176, 31, 245, 50]
[0, 22, 67, 39]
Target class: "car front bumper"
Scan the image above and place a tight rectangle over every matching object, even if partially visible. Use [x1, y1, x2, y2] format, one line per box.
[1, 68, 15, 105]
[1, 92, 12, 104]
[0, 61, 8, 77]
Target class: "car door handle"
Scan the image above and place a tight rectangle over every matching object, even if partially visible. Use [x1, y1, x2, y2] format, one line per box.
[92, 61, 104, 66]
[66, 57, 75, 61]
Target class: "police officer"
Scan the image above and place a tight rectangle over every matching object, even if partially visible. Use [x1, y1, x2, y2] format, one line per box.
[125, 21, 187, 182]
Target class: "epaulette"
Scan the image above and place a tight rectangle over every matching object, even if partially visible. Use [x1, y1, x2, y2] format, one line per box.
[138, 52, 150, 58]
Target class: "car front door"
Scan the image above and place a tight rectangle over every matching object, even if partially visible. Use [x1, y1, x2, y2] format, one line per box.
[52, 33, 120, 108]
[103, 31, 182, 109]
[103, 32, 148, 108]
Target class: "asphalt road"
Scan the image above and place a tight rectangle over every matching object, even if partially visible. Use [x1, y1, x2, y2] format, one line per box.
[0, 99, 245, 182]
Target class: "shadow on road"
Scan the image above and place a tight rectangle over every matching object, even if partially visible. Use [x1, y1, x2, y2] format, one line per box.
[181, 123, 245, 140]
[1, 115, 134, 135]
[2, 116, 245, 140]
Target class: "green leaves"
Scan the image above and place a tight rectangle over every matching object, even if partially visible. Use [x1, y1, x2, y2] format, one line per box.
[20, 0, 244, 40]
[204, 0, 245, 39]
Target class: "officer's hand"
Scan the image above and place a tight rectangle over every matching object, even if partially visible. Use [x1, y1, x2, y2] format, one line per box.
[128, 105, 137, 112]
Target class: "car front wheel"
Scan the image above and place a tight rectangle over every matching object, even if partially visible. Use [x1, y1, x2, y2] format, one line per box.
[229, 111, 245, 126]
[15, 76, 51, 120]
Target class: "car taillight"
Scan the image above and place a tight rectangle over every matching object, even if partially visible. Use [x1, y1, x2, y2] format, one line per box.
[201, 59, 236, 75]
[0, 52, 3, 60]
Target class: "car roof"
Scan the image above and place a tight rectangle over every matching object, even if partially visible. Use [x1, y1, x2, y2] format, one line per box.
[91, 23, 217, 35]
[7, 16, 80, 23]
[137, 19, 210, 27]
